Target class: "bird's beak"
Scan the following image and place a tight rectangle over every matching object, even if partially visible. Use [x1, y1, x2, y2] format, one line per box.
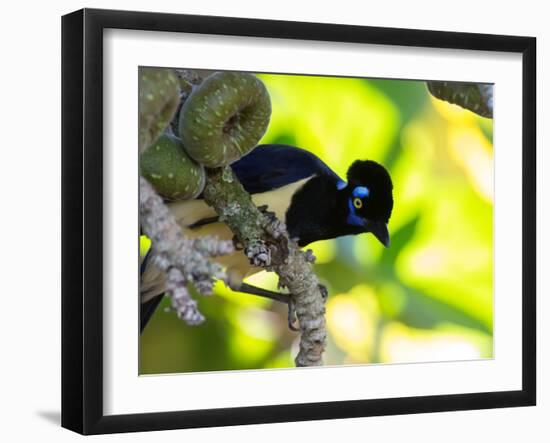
[364, 220, 390, 248]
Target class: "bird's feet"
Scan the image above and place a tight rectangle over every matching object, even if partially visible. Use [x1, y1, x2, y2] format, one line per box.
[285, 286, 326, 331]
[287, 297, 299, 331]
[318, 283, 328, 302]
[257, 205, 287, 242]
[232, 282, 300, 331]
[285, 285, 326, 331]
[257, 204, 277, 221]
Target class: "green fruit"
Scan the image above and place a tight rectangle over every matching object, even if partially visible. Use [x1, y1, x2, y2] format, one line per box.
[139, 68, 181, 152]
[178, 72, 271, 168]
[427, 81, 493, 118]
[170, 70, 214, 135]
[140, 134, 205, 200]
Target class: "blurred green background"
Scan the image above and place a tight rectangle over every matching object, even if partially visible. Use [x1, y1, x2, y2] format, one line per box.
[140, 73, 493, 374]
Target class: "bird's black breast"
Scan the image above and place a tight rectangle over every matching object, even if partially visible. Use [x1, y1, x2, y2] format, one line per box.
[285, 175, 357, 246]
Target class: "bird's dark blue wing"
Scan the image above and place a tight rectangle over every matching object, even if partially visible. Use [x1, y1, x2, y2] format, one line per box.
[231, 144, 345, 194]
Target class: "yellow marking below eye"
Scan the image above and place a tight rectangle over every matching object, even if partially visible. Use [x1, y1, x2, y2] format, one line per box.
[353, 198, 363, 209]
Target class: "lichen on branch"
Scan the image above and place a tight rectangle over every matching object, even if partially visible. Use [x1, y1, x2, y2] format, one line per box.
[139, 176, 234, 325]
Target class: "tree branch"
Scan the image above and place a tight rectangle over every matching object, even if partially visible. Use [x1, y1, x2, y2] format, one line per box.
[139, 176, 234, 325]
[203, 167, 327, 366]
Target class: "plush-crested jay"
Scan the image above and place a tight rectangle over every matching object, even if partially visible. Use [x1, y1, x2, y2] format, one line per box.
[140, 144, 393, 332]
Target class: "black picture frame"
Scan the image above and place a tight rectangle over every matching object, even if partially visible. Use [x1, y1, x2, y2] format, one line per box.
[61, 8, 536, 435]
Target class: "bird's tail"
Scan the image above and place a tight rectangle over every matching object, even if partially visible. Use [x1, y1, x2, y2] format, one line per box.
[139, 250, 167, 333]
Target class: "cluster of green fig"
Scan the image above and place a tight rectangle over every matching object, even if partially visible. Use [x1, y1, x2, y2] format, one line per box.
[139, 68, 272, 200]
[427, 81, 493, 119]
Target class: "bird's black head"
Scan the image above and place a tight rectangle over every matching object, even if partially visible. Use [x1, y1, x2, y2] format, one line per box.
[344, 160, 394, 247]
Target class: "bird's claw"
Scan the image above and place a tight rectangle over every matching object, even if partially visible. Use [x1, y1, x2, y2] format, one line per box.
[318, 284, 328, 302]
[287, 297, 299, 331]
[232, 235, 244, 250]
[286, 287, 326, 330]
[257, 204, 275, 217]
[303, 249, 317, 263]
[258, 204, 285, 235]
[257, 205, 277, 222]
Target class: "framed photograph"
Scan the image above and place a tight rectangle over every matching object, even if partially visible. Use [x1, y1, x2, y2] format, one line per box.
[61, 8, 536, 435]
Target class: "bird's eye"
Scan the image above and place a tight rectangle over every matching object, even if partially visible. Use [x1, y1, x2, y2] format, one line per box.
[353, 197, 363, 209]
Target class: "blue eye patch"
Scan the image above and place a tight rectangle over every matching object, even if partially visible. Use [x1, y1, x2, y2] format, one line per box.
[353, 186, 369, 198]
[347, 186, 370, 227]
